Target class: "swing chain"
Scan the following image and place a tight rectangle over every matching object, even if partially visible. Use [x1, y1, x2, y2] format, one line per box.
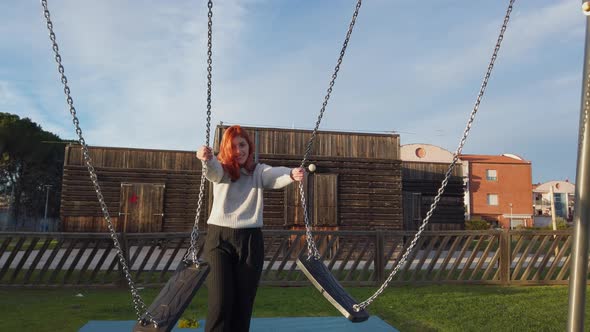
[186, 0, 214, 264]
[298, 181, 321, 259]
[300, 0, 362, 259]
[353, 0, 516, 312]
[40, 0, 154, 325]
[300, 0, 361, 169]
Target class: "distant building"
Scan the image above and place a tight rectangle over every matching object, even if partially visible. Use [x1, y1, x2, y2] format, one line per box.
[460, 154, 533, 229]
[533, 180, 575, 227]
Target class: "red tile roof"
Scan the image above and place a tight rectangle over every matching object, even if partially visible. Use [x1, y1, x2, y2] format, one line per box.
[459, 154, 531, 164]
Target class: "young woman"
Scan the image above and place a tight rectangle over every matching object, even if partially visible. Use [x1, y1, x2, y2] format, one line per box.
[196, 125, 304, 332]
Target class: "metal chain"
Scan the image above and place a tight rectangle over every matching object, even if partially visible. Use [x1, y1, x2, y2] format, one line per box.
[40, 0, 154, 325]
[298, 181, 320, 258]
[300, 0, 362, 259]
[353, 0, 516, 312]
[185, 0, 214, 264]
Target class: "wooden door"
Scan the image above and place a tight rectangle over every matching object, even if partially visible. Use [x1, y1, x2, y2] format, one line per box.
[119, 183, 165, 233]
[287, 173, 339, 257]
[402, 192, 422, 231]
[313, 173, 338, 226]
[284, 173, 310, 226]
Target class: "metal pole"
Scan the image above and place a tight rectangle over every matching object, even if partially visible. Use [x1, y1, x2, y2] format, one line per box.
[567, 3, 590, 331]
[509, 203, 513, 229]
[550, 185, 558, 231]
[44, 185, 50, 220]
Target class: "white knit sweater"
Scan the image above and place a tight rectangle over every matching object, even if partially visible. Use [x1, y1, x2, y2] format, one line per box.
[203, 157, 294, 229]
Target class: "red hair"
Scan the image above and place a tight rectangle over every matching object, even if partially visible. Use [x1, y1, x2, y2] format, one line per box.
[217, 125, 255, 181]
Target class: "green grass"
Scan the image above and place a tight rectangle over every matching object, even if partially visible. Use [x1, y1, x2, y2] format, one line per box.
[4, 238, 60, 251]
[1, 285, 588, 331]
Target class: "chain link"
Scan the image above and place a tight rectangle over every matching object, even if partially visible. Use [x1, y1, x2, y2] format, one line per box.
[299, 0, 362, 259]
[40, 0, 155, 325]
[353, 0, 516, 312]
[185, 0, 214, 265]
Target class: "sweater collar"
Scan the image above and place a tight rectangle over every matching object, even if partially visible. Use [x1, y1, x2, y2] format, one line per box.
[240, 163, 257, 175]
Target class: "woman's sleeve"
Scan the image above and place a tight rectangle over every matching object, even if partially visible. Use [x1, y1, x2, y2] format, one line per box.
[202, 157, 224, 183]
[261, 164, 294, 189]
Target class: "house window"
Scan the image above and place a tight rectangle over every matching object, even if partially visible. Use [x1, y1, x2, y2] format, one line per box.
[486, 169, 497, 181]
[415, 147, 426, 158]
[487, 194, 499, 206]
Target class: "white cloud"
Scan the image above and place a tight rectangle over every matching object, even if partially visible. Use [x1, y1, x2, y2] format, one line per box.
[412, 0, 581, 89]
[14, 0, 255, 149]
[0, 80, 70, 136]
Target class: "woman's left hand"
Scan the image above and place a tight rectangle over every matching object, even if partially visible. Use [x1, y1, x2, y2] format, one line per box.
[290, 167, 305, 182]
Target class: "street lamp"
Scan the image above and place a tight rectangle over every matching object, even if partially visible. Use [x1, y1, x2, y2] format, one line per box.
[43, 185, 52, 232]
[509, 203, 513, 229]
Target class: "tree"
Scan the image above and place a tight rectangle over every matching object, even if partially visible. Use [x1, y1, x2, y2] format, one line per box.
[0, 113, 65, 225]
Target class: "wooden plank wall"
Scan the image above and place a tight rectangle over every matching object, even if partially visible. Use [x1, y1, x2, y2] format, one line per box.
[216, 125, 403, 229]
[261, 154, 403, 230]
[65, 146, 201, 170]
[215, 125, 400, 159]
[61, 145, 206, 232]
[313, 174, 338, 226]
[402, 161, 465, 231]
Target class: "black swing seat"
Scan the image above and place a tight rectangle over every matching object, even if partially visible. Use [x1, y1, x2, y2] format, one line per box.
[133, 260, 210, 332]
[296, 257, 370, 322]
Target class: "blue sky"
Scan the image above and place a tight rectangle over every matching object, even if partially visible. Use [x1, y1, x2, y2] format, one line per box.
[0, 0, 584, 183]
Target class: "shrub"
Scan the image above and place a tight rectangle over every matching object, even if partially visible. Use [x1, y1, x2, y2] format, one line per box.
[538, 217, 569, 230]
[178, 318, 200, 328]
[465, 218, 491, 230]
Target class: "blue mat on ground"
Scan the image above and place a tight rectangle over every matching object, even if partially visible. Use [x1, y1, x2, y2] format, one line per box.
[79, 316, 398, 331]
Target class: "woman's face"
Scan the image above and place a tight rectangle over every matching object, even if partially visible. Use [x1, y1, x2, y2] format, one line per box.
[232, 136, 249, 166]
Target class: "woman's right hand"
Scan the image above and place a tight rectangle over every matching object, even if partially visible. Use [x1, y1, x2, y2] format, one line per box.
[197, 146, 213, 161]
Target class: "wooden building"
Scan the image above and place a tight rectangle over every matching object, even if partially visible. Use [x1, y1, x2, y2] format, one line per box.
[401, 144, 465, 231]
[60, 125, 403, 232]
[60, 146, 205, 232]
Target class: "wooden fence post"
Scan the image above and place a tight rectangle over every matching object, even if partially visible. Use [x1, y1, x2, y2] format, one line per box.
[499, 229, 511, 285]
[375, 231, 385, 284]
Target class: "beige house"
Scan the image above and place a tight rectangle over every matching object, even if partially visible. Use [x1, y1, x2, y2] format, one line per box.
[533, 180, 575, 227]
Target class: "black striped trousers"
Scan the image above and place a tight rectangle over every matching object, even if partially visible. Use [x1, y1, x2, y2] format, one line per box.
[204, 224, 264, 332]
